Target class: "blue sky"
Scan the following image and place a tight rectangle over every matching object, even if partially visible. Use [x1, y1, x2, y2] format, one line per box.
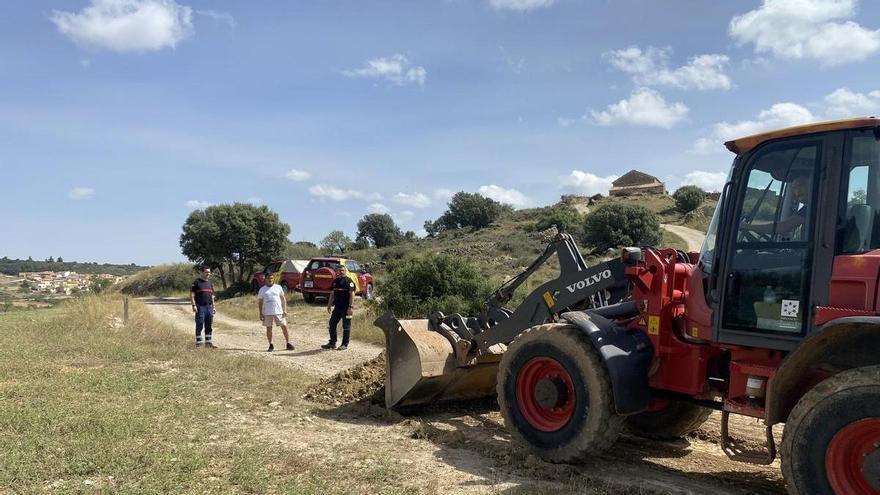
[3, 0, 880, 265]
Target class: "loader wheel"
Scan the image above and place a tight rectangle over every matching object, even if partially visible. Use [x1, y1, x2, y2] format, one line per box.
[625, 400, 711, 440]
[497, 323, 623, 463]
[781, 366, 880, 495]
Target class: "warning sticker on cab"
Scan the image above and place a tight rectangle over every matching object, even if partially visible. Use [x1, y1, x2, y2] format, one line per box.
[648, 315, 660, 335]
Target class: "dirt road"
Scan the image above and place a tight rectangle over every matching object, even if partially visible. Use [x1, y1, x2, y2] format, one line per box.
[145, 297, 785, 494]
[661, 224, 706, 252]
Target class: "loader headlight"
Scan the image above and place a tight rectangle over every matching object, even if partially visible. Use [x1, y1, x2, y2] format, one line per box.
[621, 247, 643, 265]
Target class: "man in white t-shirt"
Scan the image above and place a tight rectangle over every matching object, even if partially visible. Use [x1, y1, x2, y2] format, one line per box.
[257, 273, 293, 352]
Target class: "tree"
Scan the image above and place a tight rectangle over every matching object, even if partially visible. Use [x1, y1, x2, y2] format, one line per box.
[46, 256, 54, 263]
[534, 203, 584, 235]
[432, 192, 509, 231]
[320, 230, 353, 254]
[673, 185, 705, 213]
[356, 214, 402, 248]
[284, 241, 320, 260]
[583, 203, 661, 249]
[57, 257, 63, 263]
[180, 203, 290, 288]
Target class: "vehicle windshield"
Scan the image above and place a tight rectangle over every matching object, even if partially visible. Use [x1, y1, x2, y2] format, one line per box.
[698, 167, 732, 277]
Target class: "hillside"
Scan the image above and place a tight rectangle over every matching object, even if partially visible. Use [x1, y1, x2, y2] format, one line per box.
[0, 258, 149, 277]
[344, 194, 716, 288]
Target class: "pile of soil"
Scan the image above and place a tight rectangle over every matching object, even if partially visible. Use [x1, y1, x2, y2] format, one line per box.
[303, 352, 386, 405]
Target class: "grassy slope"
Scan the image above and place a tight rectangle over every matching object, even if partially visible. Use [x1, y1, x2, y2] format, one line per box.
[0, 297, 359, 494]
[345, 195, 713, 287]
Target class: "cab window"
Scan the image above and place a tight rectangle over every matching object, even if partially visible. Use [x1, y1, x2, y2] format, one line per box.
[345, 260, 361, 272]
[838, 130, 880, 253]
[264, 262, 281, 273]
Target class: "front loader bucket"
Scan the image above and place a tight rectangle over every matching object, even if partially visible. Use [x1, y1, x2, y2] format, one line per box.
[375, 312, 501, 409]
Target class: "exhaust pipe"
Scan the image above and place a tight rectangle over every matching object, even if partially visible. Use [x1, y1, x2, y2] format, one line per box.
[375, 312, 501, 409]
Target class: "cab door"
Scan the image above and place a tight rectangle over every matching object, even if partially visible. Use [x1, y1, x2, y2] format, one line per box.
[717, 133, 841, 350]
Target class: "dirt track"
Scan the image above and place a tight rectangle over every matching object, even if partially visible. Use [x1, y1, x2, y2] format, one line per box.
[145, 298, 786, 494]
[661, 224, 706, 252]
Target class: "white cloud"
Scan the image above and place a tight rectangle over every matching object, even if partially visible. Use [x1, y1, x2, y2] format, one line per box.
[309, 185, 381, 202]
[392, 192, 431, 208]
[558, 171, 619, 196]
[433, 188, 455, 201]
[824, 87, 880, 116]
[367, 203, 390, 214]
[185, 199, 212, 209]
[489, 0, 555, 11]
[478, 185, 531, 208]
[691, 102, 816, 154]
[246, 197, 263, 205]
[68, 187, 96, 200]
[195, 9, 235, 28]
[729, 0, 880, 66]
[343, 54, 426, 86]
[591, 87, 689, 128]
[604, 46, 731, 91]
[285, 169, 310, 181]
[394, 210, 415, 223]
[676, 171, 728, 192]
[50, 0, 194, 53]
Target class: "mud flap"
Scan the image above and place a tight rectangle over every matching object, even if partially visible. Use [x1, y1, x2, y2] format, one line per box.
[560, 311, 653, 415]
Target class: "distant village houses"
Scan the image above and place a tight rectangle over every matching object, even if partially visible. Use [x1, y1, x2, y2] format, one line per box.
[609, 170, 666, 197]
[19, 271, 122, 294]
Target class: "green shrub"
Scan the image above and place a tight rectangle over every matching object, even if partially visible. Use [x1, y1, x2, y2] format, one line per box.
[378, 254, 491, 318]
[534, 203, 583, 235]
[118, 264, 197, 296]
[583, 203, 661, 249]
[673, 185, 705, 213]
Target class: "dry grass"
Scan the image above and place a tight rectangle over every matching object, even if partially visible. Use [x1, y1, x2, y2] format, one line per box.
[0, 296, 383, 494]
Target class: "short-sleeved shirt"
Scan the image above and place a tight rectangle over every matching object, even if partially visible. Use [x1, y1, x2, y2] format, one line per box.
[191, 278, 214, 306]
[258, 284, 285, 315]
[331, 275, 355, 308]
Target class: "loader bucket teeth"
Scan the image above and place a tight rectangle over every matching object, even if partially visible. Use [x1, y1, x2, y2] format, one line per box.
[375, 311, 501, 409]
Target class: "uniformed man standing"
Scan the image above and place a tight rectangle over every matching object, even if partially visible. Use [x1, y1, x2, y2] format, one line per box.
[190, 266, 216, 348]
[321, 265, 355, 350]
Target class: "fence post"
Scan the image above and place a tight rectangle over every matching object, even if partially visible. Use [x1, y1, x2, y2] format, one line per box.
[123, 297, 129, 325]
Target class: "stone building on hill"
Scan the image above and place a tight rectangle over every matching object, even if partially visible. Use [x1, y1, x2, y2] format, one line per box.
[609, 170, 666, 197]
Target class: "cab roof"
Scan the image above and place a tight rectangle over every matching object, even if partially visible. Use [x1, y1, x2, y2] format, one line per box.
[724, 117, 880, 154]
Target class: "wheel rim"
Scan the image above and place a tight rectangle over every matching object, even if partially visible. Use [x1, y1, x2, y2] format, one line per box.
[826, 418, 880, 494]
[516, 356, 576, 432]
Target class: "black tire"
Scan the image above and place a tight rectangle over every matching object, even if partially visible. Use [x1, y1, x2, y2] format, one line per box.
[251, 280, 260, 293]
[497, 323, 623, 463]
[303, 292, 316, 304]
[625, 400, 711, 440]
[781, 366, 880, 495]
[280, 281, 289, 292]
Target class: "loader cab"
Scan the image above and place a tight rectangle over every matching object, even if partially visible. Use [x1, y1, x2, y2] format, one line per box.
[702, 119, 880, 351]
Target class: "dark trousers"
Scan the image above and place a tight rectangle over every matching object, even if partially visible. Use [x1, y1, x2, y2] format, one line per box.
[195, 304, 214, 343]
[328, 306, 351, 346]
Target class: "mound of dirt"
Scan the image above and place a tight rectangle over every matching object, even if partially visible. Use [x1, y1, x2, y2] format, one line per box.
[303, 352, 386, 405]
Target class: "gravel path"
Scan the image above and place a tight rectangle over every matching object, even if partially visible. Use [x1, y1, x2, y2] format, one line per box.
[661, 224, 707, 252]
[143, 297, 383, 378]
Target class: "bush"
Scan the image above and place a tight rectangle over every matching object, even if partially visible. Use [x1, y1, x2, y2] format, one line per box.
[583, 203, 661, 249]
[534, 203, 583, 235]
[673, 185, 705, 213]
[378, 254, 492, 318]
[217, 281, 253, 300]
[118, 264, 197, 296]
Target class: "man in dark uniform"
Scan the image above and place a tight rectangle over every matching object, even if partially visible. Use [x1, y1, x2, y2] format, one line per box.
[321, 265, 355, 351]
[190, 266, 216, 348]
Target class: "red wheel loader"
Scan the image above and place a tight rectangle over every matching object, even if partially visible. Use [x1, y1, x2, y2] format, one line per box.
[375, 117, 880, 495]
